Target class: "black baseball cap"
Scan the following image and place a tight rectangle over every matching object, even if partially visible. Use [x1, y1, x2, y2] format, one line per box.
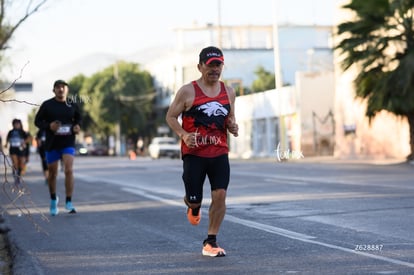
[12, 118, 21, 125]
[53, 79, 68, 88]
[199, 46, 224, 64]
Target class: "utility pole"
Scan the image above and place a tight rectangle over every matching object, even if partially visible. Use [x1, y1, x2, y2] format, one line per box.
[217, 0, 222, 48]
[272, 0, 286, 152]
[272, 0, 283, 90]
[114, 62, 121, 156]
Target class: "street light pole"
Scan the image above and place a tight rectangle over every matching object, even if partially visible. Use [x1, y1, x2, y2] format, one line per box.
[272, 0, 283, 90]
[217, 0, 222, 47]
[114, 62, 121, 156]
[272, 0, 286, 152]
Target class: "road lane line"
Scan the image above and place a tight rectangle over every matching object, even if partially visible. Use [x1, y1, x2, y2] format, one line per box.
[225, 215, 414, 268]
[79, 173, 414, 269]
[234, 171, 414, 190]
[123, 187, 414, 268]
[224, 215, 315, 239]
[122, 187, 182, 208]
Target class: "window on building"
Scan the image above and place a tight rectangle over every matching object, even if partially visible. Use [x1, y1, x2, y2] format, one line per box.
[13, 83, 33, 93]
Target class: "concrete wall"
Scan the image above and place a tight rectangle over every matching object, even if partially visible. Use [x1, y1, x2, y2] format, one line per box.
[229, 86, 298, 159]
[296, 71, 335, 156]
[229, 71, 335, 160]
[333, 0, 410, 160]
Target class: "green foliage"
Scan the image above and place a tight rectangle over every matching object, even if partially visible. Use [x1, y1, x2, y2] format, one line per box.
[71, 61, 155, 141]
[27, 107, 38, 136]
[250, 66, 276, 93]
[0, 0, 49, 80]
[336, 0, 414, 117]
[67, 74, 94, 133]
[0, 0, 48, 51]
[336, 0, 414, 159]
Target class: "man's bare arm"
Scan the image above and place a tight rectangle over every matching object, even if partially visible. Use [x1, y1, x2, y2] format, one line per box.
[226, 86, 239, 137]
[165, 85, 198, 148]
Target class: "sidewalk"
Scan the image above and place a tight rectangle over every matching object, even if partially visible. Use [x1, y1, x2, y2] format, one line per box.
[0, 214, 11, 274]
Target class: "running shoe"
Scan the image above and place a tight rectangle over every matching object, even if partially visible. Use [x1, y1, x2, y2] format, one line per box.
[50, 197, 59, 216]
[65, 201, 77, 214]
[186, 208, 201, 225]
[183, 197, 200, 226]
[202, 242, 226, 257]
[13, 175, 21, 187]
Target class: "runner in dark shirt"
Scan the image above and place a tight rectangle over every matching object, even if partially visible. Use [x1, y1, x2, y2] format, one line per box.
[5, 119, 29, 183]
[35, 80, 81, 216]
[35, 98, 81, 151]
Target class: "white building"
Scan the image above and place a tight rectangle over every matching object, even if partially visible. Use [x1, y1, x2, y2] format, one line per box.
[228, 70, 335, 160]
[142, 23, 335, 158]
[1, 23, 341, 160]
[145, 24, 333, 94]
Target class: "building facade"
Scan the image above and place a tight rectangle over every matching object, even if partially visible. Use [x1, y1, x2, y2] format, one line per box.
[333, 1, 410, 160]
[144, 23, 335, 149]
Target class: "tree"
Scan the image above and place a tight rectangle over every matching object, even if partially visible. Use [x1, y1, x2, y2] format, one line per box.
[0, 0, 48, 53]
[77, 61, 155, 142]
[67, 74, 95, 133]
[250, 66, 276, 93]
[336, 0, 414, 160]
[0, 0, 48, 93]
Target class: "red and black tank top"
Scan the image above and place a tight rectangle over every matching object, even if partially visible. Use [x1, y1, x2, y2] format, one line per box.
[181, 81, 230, 157]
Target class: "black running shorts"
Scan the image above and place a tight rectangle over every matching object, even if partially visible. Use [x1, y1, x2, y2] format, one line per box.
[9, 147, 25, 157]
[182, 154, 230, 203]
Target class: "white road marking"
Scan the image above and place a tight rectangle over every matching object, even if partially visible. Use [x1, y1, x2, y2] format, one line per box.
[235, 171, 414, 190]
[79, 173, 414, 269]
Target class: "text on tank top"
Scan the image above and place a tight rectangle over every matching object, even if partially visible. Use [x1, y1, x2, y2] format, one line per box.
[181, 81, 230, 157]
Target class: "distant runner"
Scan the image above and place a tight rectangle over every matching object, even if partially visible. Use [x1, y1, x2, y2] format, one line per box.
[35, 80, 82, 216]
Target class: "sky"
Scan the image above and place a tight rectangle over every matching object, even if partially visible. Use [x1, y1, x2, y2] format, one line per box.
[5, 0, 340, 81]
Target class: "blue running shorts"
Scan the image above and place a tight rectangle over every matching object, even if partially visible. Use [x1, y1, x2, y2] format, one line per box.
[46, 147, 75, 164]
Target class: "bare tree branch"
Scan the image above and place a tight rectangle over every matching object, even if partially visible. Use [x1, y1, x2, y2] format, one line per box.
[1, 99, 39, 106]
[1, 153, 49, 235]
[0, 0, 49, 51]
[0, 0, 51, 235]
[0, 60, 29, 95]
[0, 60, 39, 106]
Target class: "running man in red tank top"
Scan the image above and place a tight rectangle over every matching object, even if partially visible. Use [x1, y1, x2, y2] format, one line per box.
[166, 46, 238, 257]
[181, 80, 230, 157]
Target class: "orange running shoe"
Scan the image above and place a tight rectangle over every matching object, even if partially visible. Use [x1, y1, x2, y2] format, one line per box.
[202, 242, 226, 257]
[184, 197, 201, 226]
[186, 207, 201, 225]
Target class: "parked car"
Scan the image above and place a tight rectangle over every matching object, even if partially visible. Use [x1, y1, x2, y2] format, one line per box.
[75, 143, 88, 156]
[89, 144, 109, 156]
[148, 137, 181, 159]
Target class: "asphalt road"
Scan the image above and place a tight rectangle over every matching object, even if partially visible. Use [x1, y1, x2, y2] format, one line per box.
[1, 156, 414, 275]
